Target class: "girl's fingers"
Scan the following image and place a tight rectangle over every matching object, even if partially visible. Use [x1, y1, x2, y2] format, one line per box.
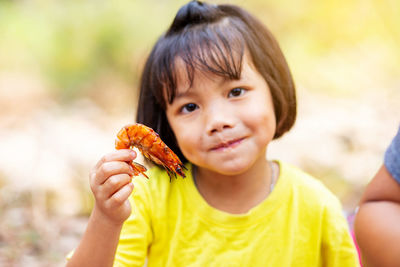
[95, 161, 134, 185]
[102, 173, 132, 198]
[90, 150, 136, 186]
[106, 182, 134, 209]
[95, 149, 137, 170]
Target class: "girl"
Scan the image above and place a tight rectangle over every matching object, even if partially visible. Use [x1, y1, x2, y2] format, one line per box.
[67, 1, 360, 266]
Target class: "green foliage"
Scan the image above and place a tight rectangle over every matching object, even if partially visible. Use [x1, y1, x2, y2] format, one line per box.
[0, 0, 399, 102]
[0, 0, 179, 103]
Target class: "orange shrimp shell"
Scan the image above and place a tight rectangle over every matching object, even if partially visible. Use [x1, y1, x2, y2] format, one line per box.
[115, 123, 186, 178]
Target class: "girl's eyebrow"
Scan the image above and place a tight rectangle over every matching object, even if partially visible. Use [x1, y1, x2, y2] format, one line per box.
[174, 87, 196, 100]
[174, 91, 188, 99]
[173, 71, 248, 101]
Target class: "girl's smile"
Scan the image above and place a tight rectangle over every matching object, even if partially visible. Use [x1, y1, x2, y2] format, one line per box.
[209, 137, 246, 152]
[166, 53, 276, 176]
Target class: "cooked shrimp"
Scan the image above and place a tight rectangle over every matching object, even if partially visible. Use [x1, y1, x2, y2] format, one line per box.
[115, 123, 186, 179]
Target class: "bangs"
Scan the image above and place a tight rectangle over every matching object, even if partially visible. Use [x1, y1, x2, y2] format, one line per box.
[153, 18, 245, 107]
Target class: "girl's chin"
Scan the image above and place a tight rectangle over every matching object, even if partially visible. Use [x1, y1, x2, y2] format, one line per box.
[197, 152, 268, 176]
[202, 161, 254, 176]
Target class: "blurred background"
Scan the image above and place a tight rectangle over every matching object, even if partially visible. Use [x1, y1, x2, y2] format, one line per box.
[0, 0, 399, 265]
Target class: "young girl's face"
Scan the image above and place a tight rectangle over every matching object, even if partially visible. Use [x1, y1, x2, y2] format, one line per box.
[166, 54, 276, 176]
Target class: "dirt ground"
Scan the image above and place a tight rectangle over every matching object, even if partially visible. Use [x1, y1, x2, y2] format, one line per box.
[0, 87, 399, 266]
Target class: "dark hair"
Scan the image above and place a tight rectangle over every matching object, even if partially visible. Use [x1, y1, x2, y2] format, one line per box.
[136, 0, 296, 163]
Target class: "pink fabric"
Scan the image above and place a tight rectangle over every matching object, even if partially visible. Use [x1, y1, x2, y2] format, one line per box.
[347, 213, 362, 266]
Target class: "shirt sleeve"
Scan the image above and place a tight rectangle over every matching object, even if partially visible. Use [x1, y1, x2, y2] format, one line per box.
[384, 126, 400, 184]
[113, 177, 153, 267]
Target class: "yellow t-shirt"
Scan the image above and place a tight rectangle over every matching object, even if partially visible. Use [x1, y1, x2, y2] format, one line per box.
[114, 161, 360, 267]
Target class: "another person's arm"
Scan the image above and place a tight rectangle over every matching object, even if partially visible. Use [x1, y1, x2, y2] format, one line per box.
[67, 150, 136, 267]
[354, 127, 400, 267]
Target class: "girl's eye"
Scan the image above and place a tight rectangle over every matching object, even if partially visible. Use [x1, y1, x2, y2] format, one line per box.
[181, 103, 198, 114]
[228, 87, 246, 98]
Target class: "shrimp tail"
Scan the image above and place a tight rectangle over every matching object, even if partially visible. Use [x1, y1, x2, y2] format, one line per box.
[130, 161, 149, 179]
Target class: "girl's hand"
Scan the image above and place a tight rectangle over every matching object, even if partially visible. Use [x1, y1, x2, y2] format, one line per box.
[89, 149, 137, 226]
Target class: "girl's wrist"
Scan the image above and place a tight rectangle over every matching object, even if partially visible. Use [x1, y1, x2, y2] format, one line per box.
[91, 204, 125, 229]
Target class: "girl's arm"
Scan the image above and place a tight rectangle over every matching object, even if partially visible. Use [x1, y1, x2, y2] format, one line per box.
[66, 150, 136, 267]
[66, 205, 127, 267]
[354, 127, 400, 267]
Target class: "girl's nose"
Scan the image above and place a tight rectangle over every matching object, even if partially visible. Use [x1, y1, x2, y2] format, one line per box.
[205, 103, 235, 135]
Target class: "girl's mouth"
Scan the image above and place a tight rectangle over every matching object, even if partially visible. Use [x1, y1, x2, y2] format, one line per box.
[210, 138, 245, 151]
